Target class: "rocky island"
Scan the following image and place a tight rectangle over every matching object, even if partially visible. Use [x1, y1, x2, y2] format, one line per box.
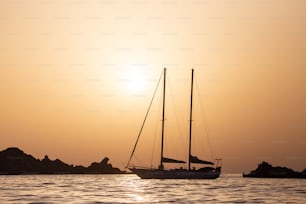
[243, 161, 306, 179]
[0, 147, 126, 175]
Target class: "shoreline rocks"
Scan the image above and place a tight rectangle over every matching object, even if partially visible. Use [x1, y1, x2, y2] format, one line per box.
[243, 161, 306, 179]
[0, 147, 126, 175]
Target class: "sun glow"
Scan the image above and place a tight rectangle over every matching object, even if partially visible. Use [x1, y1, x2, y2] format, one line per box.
[122, 70, 146, 94]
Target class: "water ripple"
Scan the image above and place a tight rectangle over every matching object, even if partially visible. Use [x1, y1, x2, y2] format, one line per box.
[0, 174, 305, 203]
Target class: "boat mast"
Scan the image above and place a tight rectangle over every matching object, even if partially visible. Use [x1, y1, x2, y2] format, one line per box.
[159, 67, 166, 169]
[188, 68, 194, 171]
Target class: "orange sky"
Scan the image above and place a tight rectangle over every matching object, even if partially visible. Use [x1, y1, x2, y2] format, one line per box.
[0, 0, 305, 173]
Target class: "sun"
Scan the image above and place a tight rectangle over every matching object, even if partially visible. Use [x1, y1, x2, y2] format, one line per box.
[122, 70, 146, 94]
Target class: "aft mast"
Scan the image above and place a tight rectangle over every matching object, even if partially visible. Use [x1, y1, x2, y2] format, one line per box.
[188, 69, 194, 171]
[159, 68, 166, 170]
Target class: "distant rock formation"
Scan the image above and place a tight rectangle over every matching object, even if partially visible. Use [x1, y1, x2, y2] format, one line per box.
[86, 157, 121, 174]
[41, 155, 75, 174]
[243, 161, 306, 179]
[0, 147, 125, 175]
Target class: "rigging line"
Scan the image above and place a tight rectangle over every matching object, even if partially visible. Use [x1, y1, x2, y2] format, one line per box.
[167, 74, 186, 159]
[125, 70, 164, 169]
[150, 87, 163, 167]
[194, 75, 215, 159]
[132, 155, 149, 169]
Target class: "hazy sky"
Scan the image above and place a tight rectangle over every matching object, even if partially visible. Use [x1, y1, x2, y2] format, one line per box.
[0, 0, 305, 173]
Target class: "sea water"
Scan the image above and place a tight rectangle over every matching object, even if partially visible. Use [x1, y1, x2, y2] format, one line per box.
[0, 174, 305, 203]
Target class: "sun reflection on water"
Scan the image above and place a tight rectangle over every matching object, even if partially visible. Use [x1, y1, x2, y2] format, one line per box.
[119, 175, 153, 203]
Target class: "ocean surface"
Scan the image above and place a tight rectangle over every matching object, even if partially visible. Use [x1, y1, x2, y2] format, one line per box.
[0, 174, 305, 203]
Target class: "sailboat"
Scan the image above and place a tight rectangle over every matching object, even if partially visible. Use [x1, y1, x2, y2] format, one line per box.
[126, 68, 221, 179]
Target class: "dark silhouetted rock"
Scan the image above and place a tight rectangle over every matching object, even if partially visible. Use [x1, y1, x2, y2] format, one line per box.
[87, 157, 122, 174]
[0, 147, 42, 174]
[0, 147, 125, 175]
[243, 161, 306, 179]
[41, 155, 74, 174]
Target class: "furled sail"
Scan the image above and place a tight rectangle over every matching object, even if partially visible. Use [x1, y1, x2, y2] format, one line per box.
[190, 155, 214, 165]
[162, 157, 186, 163]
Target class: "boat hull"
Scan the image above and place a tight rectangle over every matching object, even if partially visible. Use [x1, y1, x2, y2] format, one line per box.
[130, 168, 221, 179]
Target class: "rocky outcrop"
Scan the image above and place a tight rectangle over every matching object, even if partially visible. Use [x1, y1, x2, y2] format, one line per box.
[0, 147, 41, 174]
[243, 161, 306, 178]
[86, 157, 122, 174]
[41, 155, 74, 174]
[0, 147, 125, 175]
